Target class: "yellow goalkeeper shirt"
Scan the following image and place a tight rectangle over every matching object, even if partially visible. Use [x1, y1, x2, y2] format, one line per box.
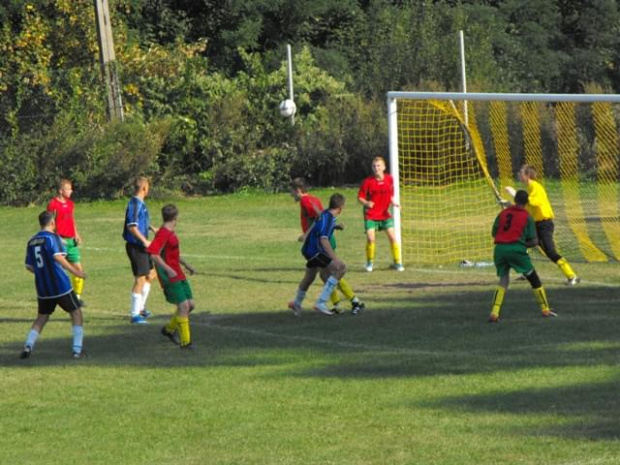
[526, 180, 554, 222]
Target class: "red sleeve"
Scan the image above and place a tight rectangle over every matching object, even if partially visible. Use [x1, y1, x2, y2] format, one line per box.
[47, 199, 57, 213]
[358, 177, 370, 200]
[146, 228, 168, 255]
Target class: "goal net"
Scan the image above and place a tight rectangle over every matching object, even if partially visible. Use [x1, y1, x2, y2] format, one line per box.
[388, 92, 620, 265]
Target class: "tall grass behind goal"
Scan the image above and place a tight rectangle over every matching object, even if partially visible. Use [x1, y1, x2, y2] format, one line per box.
[388, 92, 620, 265]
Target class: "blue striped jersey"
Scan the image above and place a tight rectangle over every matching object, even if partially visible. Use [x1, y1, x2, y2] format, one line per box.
[301, 210, 337, 260]
[25, 231, 72, 298]
[123, 196, 150, 244]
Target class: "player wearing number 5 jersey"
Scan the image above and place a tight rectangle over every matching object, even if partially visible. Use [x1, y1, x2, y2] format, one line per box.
[488, 190, 556, 323]
[21, 211, 87, 359]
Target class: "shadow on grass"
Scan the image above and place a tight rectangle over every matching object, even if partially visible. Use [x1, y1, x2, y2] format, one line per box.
[417, 378, 620, 440]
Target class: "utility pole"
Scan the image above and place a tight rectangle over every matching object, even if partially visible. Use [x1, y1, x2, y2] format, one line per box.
[94, 0, 124, 121]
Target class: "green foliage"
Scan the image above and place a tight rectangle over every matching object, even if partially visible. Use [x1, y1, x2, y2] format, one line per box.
[3, 0, 620, 203]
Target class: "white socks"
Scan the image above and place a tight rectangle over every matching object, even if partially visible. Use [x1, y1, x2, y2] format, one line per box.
[131, 293, 143, 317]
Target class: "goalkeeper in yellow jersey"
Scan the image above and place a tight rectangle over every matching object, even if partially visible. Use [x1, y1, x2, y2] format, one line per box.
[505, 164, 580, 285]
[489, 190, 556, 322]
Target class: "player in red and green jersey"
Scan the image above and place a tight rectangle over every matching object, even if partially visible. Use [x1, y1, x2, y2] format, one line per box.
[147, 204, 196, 349]
[357, 156, 403, 272]
[47, 179, 86, 305]
[289, 178, 364, 315]
[489, 190, 556, 323]
[505, 164, 580, 285]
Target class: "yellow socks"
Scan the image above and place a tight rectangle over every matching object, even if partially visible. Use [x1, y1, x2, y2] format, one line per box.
[557, 258, 576, 279]
[177, 316, 191, 347]
[165, 312, 179, 333]
[391, 242, 401, 265]
[337, 278, 355, 301]
[490, 286, 505, 320]
[366, 242, 375, 263]
[329, 290, 340, 306]
[71, 275, 84, 296]
[533, 287, 550, 312]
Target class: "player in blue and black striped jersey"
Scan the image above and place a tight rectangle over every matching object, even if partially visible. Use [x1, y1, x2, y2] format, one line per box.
[289, 193, 359, 316]
[21, 211, 87, 359]
[123, 176, 157, 324]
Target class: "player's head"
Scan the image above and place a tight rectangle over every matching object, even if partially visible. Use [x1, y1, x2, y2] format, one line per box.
[514, 189, 529, 206]
[328, 193, 345, 214]
[290, 177, 307, 200]
[161, 203, 178, 223]
[133, 176, 150, 196]
[39, 210, 55, 229]
[518, 164, 537, 182]
[58, 178, 73, 199]
[371, 156, 386, 177]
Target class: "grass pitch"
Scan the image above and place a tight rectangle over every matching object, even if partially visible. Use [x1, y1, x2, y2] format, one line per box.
[0, 188, 619, 464]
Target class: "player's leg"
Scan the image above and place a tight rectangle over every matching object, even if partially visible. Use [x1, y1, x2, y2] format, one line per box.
[489, 248, 510, 322]
[537, 220, 579, 284]
[66, 239, 85, 305]
[21, 298, 55, 358]
[364, 221, 377, 272]
[176, 299, 192, 349]
[523, 269, 556, 317]
[289, 266, 319, 315]
[489, 274, 509, 323]
[314, 256, 346, 314]
[140, 267, 157, 318]
[384, 223, 404, 271]
[127, 243, 150, 324]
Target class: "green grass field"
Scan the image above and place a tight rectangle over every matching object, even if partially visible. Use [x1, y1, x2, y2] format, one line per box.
[1, 188, 619, 465]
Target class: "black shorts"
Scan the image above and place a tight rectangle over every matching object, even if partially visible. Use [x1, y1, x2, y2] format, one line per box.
[126, 242, 153, 277]
[306, 253, 332, 268]
[38, 291, 81, 315]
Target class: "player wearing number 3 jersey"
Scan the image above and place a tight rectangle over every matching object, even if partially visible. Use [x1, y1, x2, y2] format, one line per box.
[488, 190, 556, 323]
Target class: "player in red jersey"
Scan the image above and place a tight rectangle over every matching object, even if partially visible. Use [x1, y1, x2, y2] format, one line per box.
[488, 190, 556, 322]
[289, 178, 364, 315]
[47, 179, 86, 305]
[147, 204, 196, 349]
[357, 157, 403, 272]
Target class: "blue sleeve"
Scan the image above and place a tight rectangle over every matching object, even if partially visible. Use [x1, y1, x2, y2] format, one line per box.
[126, 198, 139, 226]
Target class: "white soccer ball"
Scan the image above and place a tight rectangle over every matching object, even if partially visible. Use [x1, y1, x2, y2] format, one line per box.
[279, 99, 296, 118]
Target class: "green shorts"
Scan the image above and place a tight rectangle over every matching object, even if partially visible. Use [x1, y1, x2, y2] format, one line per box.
[494, 244, 534, 277]
[61, 238, 81, 264]
[364, 218, 394, 232]
[163, 279, 193, 305]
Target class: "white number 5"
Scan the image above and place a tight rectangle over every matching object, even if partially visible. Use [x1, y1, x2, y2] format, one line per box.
[34, 246, 44, 268]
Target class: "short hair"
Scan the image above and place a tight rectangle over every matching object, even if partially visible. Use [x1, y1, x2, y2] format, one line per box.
[514, 190, 529, 206]
[39, 210, 54, 228]
[372, 156, 386, 166]
[133, 176, 149, 194]
[328, 193, 346, 210]
[58, 178, 72, 189]
[290, 177, 308, 193]
[161, 204, 178, 222]
[520, 164, 538, 180]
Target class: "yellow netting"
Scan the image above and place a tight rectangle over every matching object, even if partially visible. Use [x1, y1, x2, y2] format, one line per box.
[396, 98, 620, 264]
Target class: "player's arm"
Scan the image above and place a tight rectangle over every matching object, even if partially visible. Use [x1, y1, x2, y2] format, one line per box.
[524, 217, 538, 248]
[525, 183, 544, 207]
[54, 253, 86, 279]
[128, 225, 151, 248]
[180, 257, 195, 275]
[150, 253, 177, 279]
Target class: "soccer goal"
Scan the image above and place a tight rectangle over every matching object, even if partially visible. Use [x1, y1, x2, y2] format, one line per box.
[388, 91, 620, 265]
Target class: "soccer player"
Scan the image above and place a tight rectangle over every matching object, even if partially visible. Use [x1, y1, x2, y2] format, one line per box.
[358, 156, 404, 272]
[289, 193, 350, 316]
[21, 211, 87, 359]
[123, 176, 157, 324]
[47, 179, 86, 305]
[489, 190, 556, 322]
[147, 204, 196, 349]
[505, 164, 580, 285]
[290, 178, 364, 314]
